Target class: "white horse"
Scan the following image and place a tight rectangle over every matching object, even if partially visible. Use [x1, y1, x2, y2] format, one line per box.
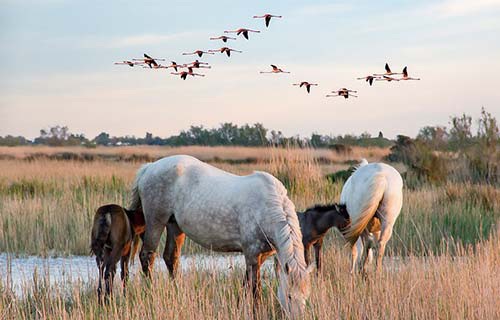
[340, 159, 403, 273]
[129, 155, 312, 316]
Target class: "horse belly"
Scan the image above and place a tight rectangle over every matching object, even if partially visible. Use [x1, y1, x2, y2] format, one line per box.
[175, 207, 243, 252]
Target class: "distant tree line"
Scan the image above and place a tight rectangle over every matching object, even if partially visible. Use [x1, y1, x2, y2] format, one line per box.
[0, 123, 392, 148]
[1, 108, 498, 156]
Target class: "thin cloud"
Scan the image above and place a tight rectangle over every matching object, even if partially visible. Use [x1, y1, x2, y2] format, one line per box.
[296, 3, 352, 16]
[430, 0, 500, 17]
[80, 31, 204, 49]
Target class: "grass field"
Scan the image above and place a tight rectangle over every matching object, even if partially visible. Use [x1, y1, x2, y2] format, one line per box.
[0, 145, 499, 319]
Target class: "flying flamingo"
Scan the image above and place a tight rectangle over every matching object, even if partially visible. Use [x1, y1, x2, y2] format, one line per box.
[132, 53, 166, 68]
[293, 82, 318, 93]
[224, 28, 260, 40]
[400, 66, 421, 80]
[253, 14, 282, 27]
[182, 50, 215, 58]
[260, 65, 290, 74]
[208, 47, 242, 57]
[376, 75, 400, 82]
[187, 60, 211, 69]
[165, 61, 186, 72]
[114, 60, 138, 67]
[373, 63, 402, 76]
[171, 67, 205, 80]
[209, 35, 237, 43]
[357, 75, 379, 86]
[327, 88, 358, 99]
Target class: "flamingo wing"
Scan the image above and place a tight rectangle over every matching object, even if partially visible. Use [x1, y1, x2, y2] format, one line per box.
[144, 53, 153, 59]
[385, 63, 391, 73]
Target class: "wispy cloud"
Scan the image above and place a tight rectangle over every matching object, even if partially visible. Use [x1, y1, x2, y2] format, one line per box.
[430, 0, 500, 17]
[296, 3, 352, 16]
[80, 31, 204, 49]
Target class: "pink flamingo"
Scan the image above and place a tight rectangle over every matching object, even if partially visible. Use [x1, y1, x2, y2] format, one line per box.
[260, 65, 290, 74]
[327, 88, 358, 99]
[171, 67, 205, 80]
[224, 28, 260, 40]
[357, 75, 379, 86]
[187, 60, 211, 69]
[400, 66, 421, 80]
[376, 75, 400, 82]
[132, 53, 166, 68]
[114, 60, 138, 67]
[373, 63, 402, 76]
[209, 35, 237, 43]
[182, 50, 214, 58]
[253, 14, 282, 27]
[208, 47, 242, 57]
[293, 82, 318, 93]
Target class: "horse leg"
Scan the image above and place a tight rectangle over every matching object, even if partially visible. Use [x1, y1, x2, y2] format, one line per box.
[314, 239, 323, 274]
[367, 231, 381, 268]
[163, 222, 186, 278]
[244, 254, 262, 303]
[350, 238, 362, 274]
[120, 252, 131, 296]
[104, 247, 121, 299]
[376, 225, 393, 273]
[303, 244, 311, 267]
[358, 233, 371, 276]
[96, 255, 104, 301]
[139, 222, 165, 278]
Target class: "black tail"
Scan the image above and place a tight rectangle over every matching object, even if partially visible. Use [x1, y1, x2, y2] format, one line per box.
[90, 212, 112, 258]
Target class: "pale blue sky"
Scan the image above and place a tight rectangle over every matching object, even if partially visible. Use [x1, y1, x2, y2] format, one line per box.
[1, 0, 499, 139]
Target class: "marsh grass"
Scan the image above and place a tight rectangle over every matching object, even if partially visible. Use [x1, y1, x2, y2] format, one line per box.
[1, 237, 499, 319]
[0, 146, 499, 318]
[0, 148, 498, 256]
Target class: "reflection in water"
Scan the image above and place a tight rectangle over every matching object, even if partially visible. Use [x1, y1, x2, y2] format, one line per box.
[0, 253, 274, 296]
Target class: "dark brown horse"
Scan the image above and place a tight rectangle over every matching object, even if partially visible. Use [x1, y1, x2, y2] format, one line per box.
[90, 204, 145, 300]
[297, 204, 350, 272]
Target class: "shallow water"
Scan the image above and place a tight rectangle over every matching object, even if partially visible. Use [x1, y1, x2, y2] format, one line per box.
[0, 253, 273, 296]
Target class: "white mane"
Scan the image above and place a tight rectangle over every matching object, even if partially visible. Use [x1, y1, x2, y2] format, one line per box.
[261, 173, 308, 283]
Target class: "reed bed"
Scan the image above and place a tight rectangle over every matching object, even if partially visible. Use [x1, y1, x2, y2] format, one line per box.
[0, 145, 498, 318]
[1, 236, 499, 319]
[0, 145, 390, 164]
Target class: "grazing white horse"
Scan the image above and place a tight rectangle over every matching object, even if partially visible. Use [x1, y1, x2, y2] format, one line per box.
[341, 159, 403, 273]
[129, 155, 312, 316]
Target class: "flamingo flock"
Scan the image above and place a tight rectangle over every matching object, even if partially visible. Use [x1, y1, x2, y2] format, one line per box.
[358, 63, 421, 86]
[114, 13, 421, 94]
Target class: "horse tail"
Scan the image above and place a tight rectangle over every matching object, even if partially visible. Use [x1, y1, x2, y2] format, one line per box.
[344, 172, 387, 246]
[129, 163, 151, 211]
[90, 208, 112, 257]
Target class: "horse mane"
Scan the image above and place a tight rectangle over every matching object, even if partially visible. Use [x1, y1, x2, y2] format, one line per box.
[350, 158, 369, 175]
[262, 173, 308, 282]
[129, 163, 151, 211]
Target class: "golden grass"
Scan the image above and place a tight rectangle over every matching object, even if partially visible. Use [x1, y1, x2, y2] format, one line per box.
[0, 145, 499, 319]
[1, 237, 499, 319]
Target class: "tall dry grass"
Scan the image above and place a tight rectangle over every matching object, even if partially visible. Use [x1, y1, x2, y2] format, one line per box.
[1, 236, 499, 319]
[0, 147, 498, 256]
[0, 146, 499, 318]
